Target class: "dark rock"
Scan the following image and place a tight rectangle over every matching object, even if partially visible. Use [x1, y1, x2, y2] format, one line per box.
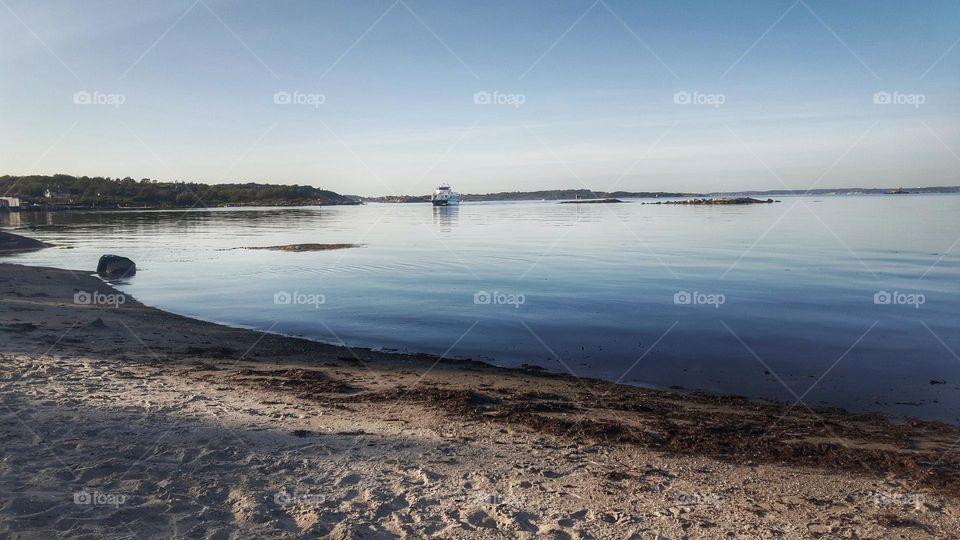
[97, 255, 136, 278]
[558, 198, 624, 204]
[930, 379, 946, 385]
[0, 231, 50, 253]
[88, 317, 108, 329]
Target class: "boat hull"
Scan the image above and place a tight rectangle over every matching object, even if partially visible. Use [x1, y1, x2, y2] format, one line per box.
[431, 199, 459, 206]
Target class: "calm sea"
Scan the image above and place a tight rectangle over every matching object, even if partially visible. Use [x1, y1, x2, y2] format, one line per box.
[3, 195, 959, 422]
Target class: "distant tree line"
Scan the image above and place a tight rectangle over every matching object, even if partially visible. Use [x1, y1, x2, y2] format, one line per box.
[0, 174, 357, 208]
[362, 185, 960, 203]
[362, 189, 694, 203]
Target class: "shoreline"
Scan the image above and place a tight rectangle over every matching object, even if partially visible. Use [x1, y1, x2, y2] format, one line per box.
[2, 261, 959, 536]
[6, 254, 932, 427]
[8, 257, 948, 427]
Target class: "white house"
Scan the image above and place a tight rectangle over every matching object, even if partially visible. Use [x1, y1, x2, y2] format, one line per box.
[0, 197, 20, 209]
[44, 189, 70, 199]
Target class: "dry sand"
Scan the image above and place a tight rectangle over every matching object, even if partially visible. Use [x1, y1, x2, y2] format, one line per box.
[1, 262, 959, 539]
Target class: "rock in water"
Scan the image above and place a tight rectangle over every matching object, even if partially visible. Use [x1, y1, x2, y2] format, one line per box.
[97, 255, 136, 278]
[0, 231, 50, 253]
[88, 317, 108, 329]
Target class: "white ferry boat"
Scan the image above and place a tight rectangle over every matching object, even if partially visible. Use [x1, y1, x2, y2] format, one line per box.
[431, 183, 461, 206]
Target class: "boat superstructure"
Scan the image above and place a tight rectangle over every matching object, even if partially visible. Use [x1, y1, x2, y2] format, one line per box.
[431, 183, 461, 206]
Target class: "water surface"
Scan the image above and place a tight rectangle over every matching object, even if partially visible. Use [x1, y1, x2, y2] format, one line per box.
[3, 195, 959, 422]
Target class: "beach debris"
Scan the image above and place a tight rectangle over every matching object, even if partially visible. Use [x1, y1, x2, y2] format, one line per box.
[2, 322, 38, 333]
[96, 254, 136, 278]
[185, 345, 237, 359]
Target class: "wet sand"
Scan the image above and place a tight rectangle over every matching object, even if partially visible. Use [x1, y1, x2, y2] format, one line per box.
[1, 262, 958, 538]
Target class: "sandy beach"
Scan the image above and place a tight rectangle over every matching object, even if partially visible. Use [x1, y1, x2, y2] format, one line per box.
[1, 261, 959, 538]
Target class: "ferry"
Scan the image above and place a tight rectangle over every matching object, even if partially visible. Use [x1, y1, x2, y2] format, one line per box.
[431, 183, 461, 206]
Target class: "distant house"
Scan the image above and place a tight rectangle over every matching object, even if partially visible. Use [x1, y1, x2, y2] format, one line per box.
[0, 197, 20, 210]
[44, 189, 70, 199]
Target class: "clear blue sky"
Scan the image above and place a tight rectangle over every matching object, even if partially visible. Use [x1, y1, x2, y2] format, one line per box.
[1, 0, 958, 196]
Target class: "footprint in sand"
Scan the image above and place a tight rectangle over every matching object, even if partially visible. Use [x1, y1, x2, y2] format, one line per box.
[558, 508, 588, 527]
[466, 509, 497, 529]
[337, 473, 362, 487]
[416, 468, 443, 485]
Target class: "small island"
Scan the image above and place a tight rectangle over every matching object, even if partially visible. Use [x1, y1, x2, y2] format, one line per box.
[558, 198, 623, 204]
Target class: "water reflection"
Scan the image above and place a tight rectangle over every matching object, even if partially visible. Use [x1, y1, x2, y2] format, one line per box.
[432, 205, 459, 231]
[0, 211, 22, 228]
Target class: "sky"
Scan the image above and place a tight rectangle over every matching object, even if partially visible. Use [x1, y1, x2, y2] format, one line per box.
[1, 0, 958, 196]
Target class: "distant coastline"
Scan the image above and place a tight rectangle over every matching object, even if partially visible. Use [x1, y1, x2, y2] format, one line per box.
[2, 174, 957, 212]
[361, 185, 960, 203]
[703, 186, 960, 197]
